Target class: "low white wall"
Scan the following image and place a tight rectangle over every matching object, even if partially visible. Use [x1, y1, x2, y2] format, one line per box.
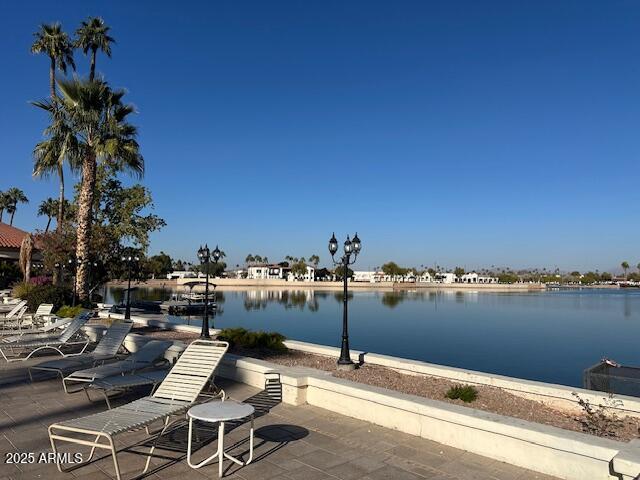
[284, 339, 640, 418]
[217, 354, 640, 480]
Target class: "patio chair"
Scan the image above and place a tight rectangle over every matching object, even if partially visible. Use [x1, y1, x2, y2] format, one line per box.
[48, 339, 229, 480]
[28, 320, 133, 380]
[21, 303, 55, 325]
[0, 299, 26, 316]
[0, 306, 28, 329]
[0, 312, 92, 362]
[1, 316, 73, 341]
[62, 339, 173, 396]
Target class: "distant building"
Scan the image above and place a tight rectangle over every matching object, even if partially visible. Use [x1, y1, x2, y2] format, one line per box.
[434, 272, 457, 284]
[166, 270, 198, 279]
[247, 263, 315, 282]
[459, 272, 498, 284]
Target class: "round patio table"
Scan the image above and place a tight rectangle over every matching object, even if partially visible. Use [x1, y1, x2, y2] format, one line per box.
[187, 400, 255, 478]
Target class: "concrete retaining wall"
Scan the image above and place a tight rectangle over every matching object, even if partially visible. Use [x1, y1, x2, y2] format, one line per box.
[217, 353, 640, 480]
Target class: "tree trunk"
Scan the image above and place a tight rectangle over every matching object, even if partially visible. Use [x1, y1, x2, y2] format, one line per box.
[49, 56, 56, 100]
[0, 209, 3, 223]
[10, 211, 15, 226]
[75, 151, 97, 301]
[89, 48, 96, 82]
[57, 165, 65, 232]
[45, 217, 51, 233]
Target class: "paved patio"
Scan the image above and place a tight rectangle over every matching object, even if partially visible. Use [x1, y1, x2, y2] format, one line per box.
[0, 354, 559, 480]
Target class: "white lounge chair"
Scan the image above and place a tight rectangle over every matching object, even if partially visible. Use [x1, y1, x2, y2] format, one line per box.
[1, 316, 73, 341]
[0, 299, 26, 315]
[0, 312, 92, 362]
[62, 339, 173, 399]
[28, 320, 133, 380]
[21, 303, 55, 325]
[48, 339, 229, 480]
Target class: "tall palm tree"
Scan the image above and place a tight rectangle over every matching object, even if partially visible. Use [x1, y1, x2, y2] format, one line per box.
[75, 17, 114, 81]
[34, 78, 143, 300]
[621, 261, 630, 280]
[37, 198, 58, 232]
[33, 103, 80, 231]
[4, 188, 28, 226]
[31, 23, 75, 100]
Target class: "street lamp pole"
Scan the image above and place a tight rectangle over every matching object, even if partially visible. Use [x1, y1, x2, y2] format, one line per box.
[329, 232, 362, 370]
[121, 254, 139, 320]
[198, 244, 222, 339]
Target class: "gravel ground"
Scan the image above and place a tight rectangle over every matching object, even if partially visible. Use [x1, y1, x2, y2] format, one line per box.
[139, 327, 640, 441]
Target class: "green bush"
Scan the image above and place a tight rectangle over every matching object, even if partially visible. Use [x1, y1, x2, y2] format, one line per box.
[56, 305, 84, 318]
[19, 285, 74, 312]
[218, 327, 288, 352]
[445, 385, 478, 403]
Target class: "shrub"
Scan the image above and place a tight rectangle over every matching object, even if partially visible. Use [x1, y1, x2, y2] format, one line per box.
[218, 327, 288, 352]
[19, 284, 74, 312]
[445, 385, 478, 403]
[56, 305, 84, 318]
[12, 281, 36, 300]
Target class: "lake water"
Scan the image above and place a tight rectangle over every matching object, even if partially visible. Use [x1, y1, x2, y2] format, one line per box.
[105, 286, 640, 387]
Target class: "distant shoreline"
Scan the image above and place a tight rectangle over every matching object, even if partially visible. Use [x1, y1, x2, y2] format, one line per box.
[107, 278, 547, 292]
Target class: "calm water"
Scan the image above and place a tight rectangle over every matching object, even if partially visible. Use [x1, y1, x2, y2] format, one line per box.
[106, 287, 640, 387]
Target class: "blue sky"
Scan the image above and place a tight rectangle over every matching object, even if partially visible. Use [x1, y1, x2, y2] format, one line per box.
[2, 1, 640, 272]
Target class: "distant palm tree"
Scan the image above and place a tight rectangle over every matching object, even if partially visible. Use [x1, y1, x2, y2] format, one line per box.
[31, 23, 75, 99]
[0, 192, 10, 223]
[637, 263, 640, 274]
[245, 254, 255, 265]
[33, 109, 79, 231]
[5, 188, 28, 225]
[621, 261, 630, 279]
[74, 17, 114, 81]
[37, 198, 58, 232]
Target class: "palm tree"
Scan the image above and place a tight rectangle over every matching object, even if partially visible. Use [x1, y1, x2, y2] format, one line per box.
[75, 17, 115, 81]
[34, 78, 143, 300]
[37, 198, 58, 232]
[4, 188, 28, 225]
[31, 23, 75, 100]
[33, 106, 79, 231]
[0, 192, 10, 223]
[621, 261, 630, 280]
[245, 254, 255, 265]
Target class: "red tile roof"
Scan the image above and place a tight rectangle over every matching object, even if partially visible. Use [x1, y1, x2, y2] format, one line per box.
[0, 222, 29, 249]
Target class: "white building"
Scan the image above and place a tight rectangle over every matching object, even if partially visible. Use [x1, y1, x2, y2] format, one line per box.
[247, 264, 315, 282]
[353, 271, 376, 282]
[287, 266, 315, 282]
[459, 272, 498, 284]
[434, 272, 457, 283]
[166, 270, 198, 280]
[247, 264, 286, 280]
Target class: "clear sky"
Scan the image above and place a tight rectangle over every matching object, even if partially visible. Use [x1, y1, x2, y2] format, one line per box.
[2, 1, 640, 272]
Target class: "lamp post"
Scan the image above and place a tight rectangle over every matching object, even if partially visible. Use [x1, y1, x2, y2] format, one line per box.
[121, 254, 139, 320]
[197, 244, 221, 339]
[329, 232, 361, 370]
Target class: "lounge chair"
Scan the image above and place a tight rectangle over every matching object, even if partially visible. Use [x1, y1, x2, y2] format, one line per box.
[28, 320, 133, 380]
[0, 312, 92, 362]
[62, 339, 173, 399]
[21, 303, 55, 325]
[1, 316, 73, 341]
[0, 299, 26, 316]
[48, 339, 229, 480]
[0, 306, 28, 329]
